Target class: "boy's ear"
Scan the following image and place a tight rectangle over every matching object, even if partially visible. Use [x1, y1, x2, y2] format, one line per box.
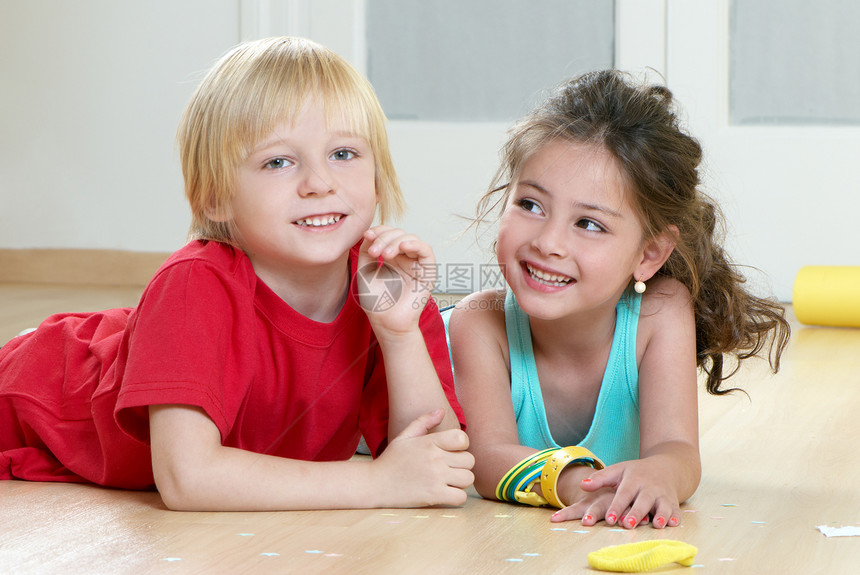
[204, 202, 232, 223]
[635, 225, 678, 281]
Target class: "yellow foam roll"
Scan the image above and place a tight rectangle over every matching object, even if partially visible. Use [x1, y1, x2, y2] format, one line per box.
[793, 266, 860, 328]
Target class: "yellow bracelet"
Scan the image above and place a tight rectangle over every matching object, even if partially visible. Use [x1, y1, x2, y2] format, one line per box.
[495, 448, 556, 503]
[540, 446, 605, 509]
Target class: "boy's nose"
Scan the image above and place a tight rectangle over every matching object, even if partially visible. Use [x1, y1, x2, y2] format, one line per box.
[298, 162, 335, 197]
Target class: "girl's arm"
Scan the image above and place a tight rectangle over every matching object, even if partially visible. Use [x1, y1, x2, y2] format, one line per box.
[446, 290, 540, 499]
[557, 277, 701, 529]
[150, 404, 473, 511]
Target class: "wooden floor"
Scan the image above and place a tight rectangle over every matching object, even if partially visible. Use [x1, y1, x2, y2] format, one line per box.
[2, 283, 860, 574]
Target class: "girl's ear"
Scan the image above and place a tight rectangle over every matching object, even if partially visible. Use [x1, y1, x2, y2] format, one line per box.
[635, 225, 678, 281]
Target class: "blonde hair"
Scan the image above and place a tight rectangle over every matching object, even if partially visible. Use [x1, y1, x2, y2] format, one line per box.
[177, 36, 403, 243]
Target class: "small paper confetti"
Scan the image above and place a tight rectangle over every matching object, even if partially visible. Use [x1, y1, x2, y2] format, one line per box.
[571, 530, 590, 534]
[523, 553, 541, 557]
[505, 558, 524, 562]
[817, 525, 860, 537]
[718, 558, 736, 562]
[163, 558, 182, 562]
[609, 529, 626, 532]
[495, 514, 512, 518]
[305, 550, 324, 554]
[683, 509, 698, 513]
[441, 514, 457, 518]
[550, 528, 567, 531]
[238, 533, 255, 537]
[260, 553, 280, 557]
[412, 515, 429, 519]
[751, 521, 766, 525]
[721, 503, 737, 507]
[324, 553, 343, 557]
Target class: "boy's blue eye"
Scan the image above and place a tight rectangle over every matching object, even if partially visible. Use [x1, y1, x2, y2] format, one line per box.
[264, 157, 292, 169]
[331, 149, 356, 161]
[576, 218, 605, 232]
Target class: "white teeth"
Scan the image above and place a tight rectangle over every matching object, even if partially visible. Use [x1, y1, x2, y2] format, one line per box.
[526, 263, 572, 287]
[296, 215, 341, 227]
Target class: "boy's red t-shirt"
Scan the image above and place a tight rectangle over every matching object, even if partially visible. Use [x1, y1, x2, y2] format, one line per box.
[0, 240, 463, 488]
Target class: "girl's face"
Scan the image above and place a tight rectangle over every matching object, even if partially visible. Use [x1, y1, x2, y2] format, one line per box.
[225, 100, 377, 283]
[496, 138, 647, 321]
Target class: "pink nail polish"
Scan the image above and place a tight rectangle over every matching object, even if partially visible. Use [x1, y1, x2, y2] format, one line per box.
[626, 516, 637, 528]
[606, 513, 617, 523]
[668, 516, 680, 527]
[583, 514, 593, 522]
[654, 516, 666, 528]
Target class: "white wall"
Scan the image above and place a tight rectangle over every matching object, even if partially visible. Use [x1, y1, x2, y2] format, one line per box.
[2, 0, 857, 301]
[0, 0, 240, 252]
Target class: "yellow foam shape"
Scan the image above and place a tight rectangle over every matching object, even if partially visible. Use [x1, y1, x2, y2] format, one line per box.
[793, 266, 860, 328]
[587, 540, 698, 572]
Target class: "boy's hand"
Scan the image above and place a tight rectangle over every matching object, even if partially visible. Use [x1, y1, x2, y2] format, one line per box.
[357, 226, 437, 335]
[373, 409, 474, 508]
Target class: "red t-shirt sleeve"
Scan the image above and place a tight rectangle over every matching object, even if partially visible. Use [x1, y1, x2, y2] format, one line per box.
[114, 257, 256, 444]
[358, 296, 466, 457]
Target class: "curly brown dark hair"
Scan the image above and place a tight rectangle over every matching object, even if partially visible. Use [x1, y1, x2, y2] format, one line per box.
[475, 70, 790, 395]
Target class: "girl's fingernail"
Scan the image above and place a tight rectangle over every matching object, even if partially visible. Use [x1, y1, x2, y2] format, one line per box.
[581, 478, 592, 483]
[606, 513, 617, 523]
[669, 516, 680, 527]
[583, 515, 593, 522]
[552, 511, 560, 519]
[654, 516, 666, 528]
[626, 516, 637, 528]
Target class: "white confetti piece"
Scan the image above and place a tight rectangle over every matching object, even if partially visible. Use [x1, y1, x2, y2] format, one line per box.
[495, 514, 512, 518]
[523, 553, 541, 557]
[163, 558, 182, 562]
[238, 533, 254, 537]
[550, 528, 567, 531]
[324, 553, 343, 557]
[260, 553, 280, 557]
[571, 530, 590, 534]
[505, 558, 524, 562]
[441, 514, 457, 518]
[751, 521, 766, 525]
[721, 503, 737, 507]
[305, 550, 324, 554]
[817, 525, 860, 537]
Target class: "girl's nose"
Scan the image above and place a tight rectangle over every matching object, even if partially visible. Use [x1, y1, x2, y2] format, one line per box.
[531, 220, 568, 258]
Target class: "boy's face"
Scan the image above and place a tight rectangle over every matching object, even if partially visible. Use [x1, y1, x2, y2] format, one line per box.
[227, 100, 377, 283]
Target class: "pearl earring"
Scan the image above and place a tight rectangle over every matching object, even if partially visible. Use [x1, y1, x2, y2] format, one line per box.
[633, 279, 647, 294]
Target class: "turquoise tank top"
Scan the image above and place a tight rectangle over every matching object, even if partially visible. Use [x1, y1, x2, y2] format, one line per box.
[442, 289, 641, 466]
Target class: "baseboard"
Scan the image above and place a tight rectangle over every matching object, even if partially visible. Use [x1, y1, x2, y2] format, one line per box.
[0, 248, 171, 286]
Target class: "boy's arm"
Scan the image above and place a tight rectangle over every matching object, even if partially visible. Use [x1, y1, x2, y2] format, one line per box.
[358, 226, 464, 437]
[150, 404, 472, 511]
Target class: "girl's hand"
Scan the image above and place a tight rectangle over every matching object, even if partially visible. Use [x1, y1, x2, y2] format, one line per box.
[373, 409, 475, 507]
[357, 226, 437, 335]
[550, 459, 682, 529]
